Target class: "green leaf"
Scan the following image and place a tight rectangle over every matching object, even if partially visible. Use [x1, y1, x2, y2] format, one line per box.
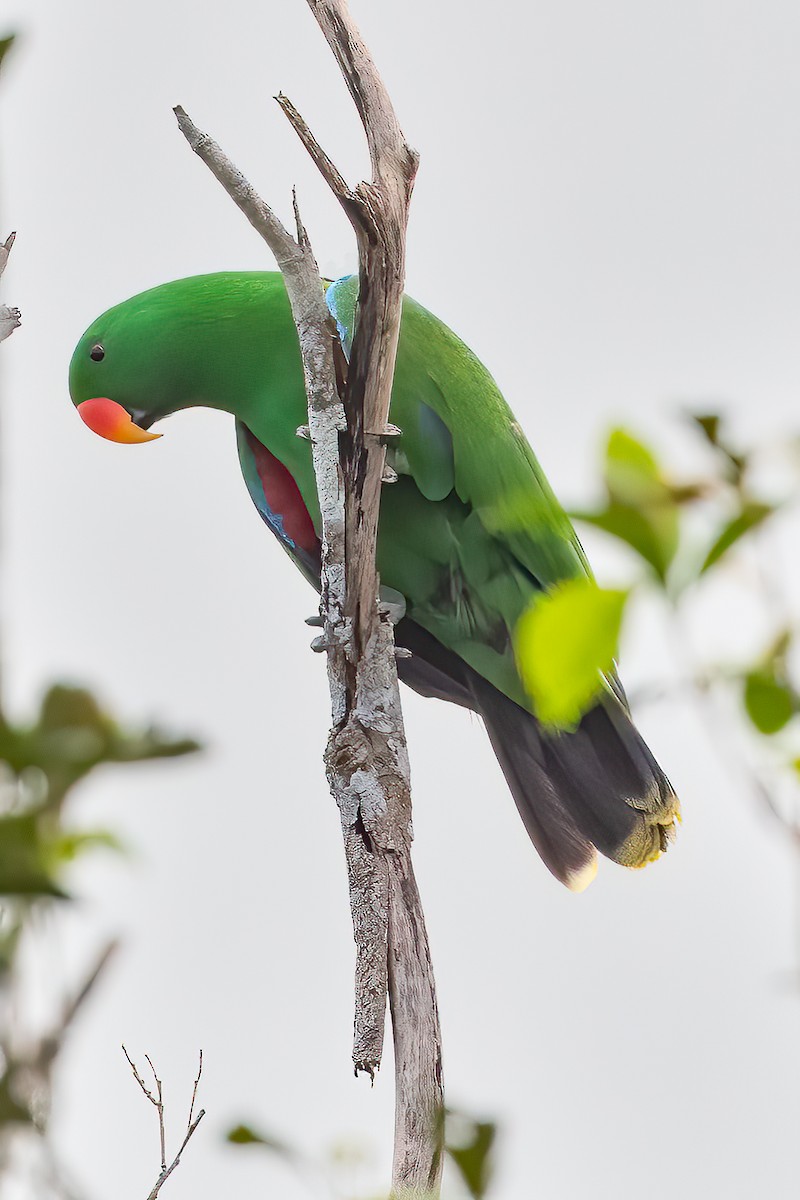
[0, 35, 16, 76]
[700, 502, 777, 573]
[50, 828, 124, 865]
[743, 672, 796, 735]
[226, 1123, 297, 1159]
[605, 429, 663, 505]
[445, 1112, 496, 1199]
[0, 1073, 32, 1126]
[691, 413, 721, 446]
[514, 580, 628, 729]
[687, 411, 747, 482]
[572, 428, 681, 582]
[572, 502, 678, 582]
[0, 810, 64, 897]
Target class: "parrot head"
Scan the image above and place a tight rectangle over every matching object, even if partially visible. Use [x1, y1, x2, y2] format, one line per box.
[68, 292, 185, 443]
[69, 273, 282, 444]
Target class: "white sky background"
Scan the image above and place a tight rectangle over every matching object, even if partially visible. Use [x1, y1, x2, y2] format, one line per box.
[2, 1, 800, 1197]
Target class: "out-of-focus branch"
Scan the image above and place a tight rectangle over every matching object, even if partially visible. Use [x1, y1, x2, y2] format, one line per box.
[122, 1048, 205, 1200]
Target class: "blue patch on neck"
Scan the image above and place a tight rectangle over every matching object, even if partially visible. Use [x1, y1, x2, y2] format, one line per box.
[325, 275, 358, 358]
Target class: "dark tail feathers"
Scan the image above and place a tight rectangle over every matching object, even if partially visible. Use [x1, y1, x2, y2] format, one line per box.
[468, 673, 679, 890]
[395, 617, 679, 891]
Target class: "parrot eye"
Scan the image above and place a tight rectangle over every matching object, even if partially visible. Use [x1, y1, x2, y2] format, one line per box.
[89, 343, 105, 362]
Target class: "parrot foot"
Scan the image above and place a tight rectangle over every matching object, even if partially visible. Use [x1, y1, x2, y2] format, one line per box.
[296, 424, 311, 440]
[395, 646, 412, 659]
[305, 613, 324, 627]
[367, 423, 402, 443]
[379, 586, 406, 625]
[381, 462, 398, 484]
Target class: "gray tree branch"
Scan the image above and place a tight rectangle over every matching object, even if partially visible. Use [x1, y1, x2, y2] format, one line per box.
[175, 0, 442, 1193]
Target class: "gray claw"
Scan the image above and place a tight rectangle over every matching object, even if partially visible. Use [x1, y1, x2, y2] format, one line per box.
[379, 586, 406, 625]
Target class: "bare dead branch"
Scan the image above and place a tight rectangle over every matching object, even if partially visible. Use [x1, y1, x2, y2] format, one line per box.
[173, 108, 302, 274]
[122, 1048, 205, 1200]
[305, 0, 417, 185]
[175, 0, 441, 1193]
[276, 93, 352, 201]
[173, 102, 392, 1078]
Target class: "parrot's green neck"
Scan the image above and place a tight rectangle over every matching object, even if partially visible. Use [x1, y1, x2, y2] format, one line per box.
[164, 273, 321, 513]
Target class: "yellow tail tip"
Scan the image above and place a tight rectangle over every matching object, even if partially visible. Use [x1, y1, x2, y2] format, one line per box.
[566, 854, 599, 893]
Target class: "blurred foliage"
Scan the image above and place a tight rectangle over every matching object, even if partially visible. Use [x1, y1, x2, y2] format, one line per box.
[0, 683, 198, 900]
[225, 1106, 497, 1199]
[0, 682, 198, 1190]
[0, 34, 15, 78]
[571, 426, 684, 582]
[516, 413, 800, 787]
[514, 579, 627, 727]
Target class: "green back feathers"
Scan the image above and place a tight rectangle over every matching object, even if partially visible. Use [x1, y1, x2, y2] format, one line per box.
[70, 271, 589, 711]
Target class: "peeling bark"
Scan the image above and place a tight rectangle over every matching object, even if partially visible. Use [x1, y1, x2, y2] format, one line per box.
[176, 2, 443, 1193]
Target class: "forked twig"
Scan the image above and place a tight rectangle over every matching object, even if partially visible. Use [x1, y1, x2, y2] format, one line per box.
[122, 1047, 205, 1200]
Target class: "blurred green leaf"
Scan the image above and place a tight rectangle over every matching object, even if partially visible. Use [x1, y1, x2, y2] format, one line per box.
[50, 828, 123, 865]
[0, 35, 15, 76]
[701, 502, 777, 573]
[0, 810, 64, 897]
[515, 580, 628, 728]
[572, 503, 678, 582]
[226, 1123, 297, 1160]
[743, 672, 796, 735]
[0, 684, 200, 799]
[446, 1111, 496, 1199]
[572, 429, 680, 582]
[0, 1074, 32, 1127]
[605, 429, 663, 504]
[691, 413, 721, 446]
[688, 411, 747, 483]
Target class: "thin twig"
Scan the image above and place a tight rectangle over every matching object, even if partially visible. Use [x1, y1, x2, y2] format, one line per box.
[144, 1056, 166, 1172]
[187, 1049, 203, 1127]
[0, 230, 20, 343]
[122, 1048, 206, 1200]
[276, 93, 352, 201]
[0, 231, 15, 279]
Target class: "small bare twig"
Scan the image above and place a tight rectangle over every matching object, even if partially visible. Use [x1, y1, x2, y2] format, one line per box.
[0, 230, 15, 278]
[0, 231, 20, 343]
[187, 1048, 203, 1127]
[122, 1048, 205, 1200]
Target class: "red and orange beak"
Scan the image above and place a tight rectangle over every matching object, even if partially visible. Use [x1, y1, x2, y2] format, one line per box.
[77, 398, 161, 444]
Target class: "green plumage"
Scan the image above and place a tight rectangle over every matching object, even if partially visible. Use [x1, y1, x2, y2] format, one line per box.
[69, 271, 679, 889]
[70, 272, 583, 709]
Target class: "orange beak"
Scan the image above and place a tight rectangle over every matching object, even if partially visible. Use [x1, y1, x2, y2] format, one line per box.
[77, 398, 161, 444]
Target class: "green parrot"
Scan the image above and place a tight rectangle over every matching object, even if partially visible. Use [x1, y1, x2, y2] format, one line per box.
[69, 272, 679, 891]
